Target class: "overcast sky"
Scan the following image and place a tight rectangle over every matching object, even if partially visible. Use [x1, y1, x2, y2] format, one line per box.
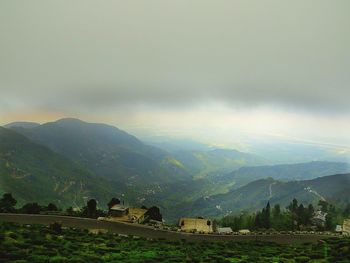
[1, 0, 350, 147]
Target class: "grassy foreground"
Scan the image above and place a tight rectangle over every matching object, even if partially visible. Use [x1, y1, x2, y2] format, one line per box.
[0, 223, 349, 263]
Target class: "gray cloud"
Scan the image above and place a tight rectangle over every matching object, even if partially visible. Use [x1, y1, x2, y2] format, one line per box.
[1, 0, 349, 114]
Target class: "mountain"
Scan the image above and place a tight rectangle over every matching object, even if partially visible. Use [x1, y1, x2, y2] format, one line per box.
[7, 118, 196, 209]
[223, 161, 350, 189]
[141, 136, 212, 152]
[241, 134, 350, 164]
[4, 122, 40, 129]
[5, 118, 349, 221]
[0, 127, 117, 207]
[172, 148, 267, 179]
[9, 118, 189, 184]
[179, 173, 350, 219]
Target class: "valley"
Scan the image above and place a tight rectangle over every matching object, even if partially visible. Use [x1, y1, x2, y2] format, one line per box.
[1, 119, 350, 223]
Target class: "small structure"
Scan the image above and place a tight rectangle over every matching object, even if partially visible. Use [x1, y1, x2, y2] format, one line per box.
[343, 219, 350, 236]
[128, 208, 148, 224]
[217, 227, 233, 234]
[335, 225, 343, 233]
[179, 217, 213, 233]
[312, 211, 327, 226]
[105, 205, 147, 224]
[238, 229, 251, 235]
[109, 204, 129, 217]
[106, 207, 147, 224]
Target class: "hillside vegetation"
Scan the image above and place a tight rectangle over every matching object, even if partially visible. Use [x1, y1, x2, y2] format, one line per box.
[224, 161, 350, 189]
[2, 119, 350, 221]
[1, 222, 349, 263]
[181, 173, 350, 218]
[0, 127, 116, 207]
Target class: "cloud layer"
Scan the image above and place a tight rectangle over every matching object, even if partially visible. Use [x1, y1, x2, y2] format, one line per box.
[1, 0, 349, 114]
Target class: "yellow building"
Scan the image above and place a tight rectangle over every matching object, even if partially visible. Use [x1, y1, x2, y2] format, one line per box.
[103, 206, 148, 224]
[178, 217, 213, 233]
[343, 219, 350, 235]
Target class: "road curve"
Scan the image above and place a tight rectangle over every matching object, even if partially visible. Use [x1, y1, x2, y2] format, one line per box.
[0, 213, 337, 244]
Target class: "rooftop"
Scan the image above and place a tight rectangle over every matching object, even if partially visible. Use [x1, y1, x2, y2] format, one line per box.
[110, 204, 129, 211]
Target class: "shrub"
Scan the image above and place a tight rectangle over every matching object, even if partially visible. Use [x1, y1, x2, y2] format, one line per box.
[49, 222, 62, 234]
[295, 256, 311, 263]
[49, 256, 68, 263]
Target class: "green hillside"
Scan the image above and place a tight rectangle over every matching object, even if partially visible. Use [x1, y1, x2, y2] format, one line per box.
[10, 118, 190, 185]
[0, 127, 117, 208]
[3, 119, 350, 221]
[173, 148, 266, 179]
[177, 173, 350, 219]
[3, 223, 349, 263]
[223, 161, 350, 189]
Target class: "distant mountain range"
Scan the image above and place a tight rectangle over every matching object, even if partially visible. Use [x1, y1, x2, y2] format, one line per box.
[1, 118, 349, 221]
[177, 173, 350, 219]
[223, 161, 350, 189]
[4, 118, 268, 204]
[172, 148, 267, 179]
[5, 122, 40, 129]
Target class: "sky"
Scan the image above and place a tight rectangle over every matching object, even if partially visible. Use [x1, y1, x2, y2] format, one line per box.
[1, 0, 350, 148]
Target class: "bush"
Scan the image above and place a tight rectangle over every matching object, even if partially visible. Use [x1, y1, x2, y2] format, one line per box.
[49, 222, 62, 234]
[49, 256, 68, 263]
[295, 256, 311, 263]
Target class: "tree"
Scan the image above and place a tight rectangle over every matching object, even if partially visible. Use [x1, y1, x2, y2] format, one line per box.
[87, 199, 97, 218]
[297, 204, 307, 226]
[318, 200, 329, 213]
[49, 222, 62, 233]
[306, 204, 315, 225]
[66, 206, 73, 215]
[254, 211, 262, 229]
[265, 202, 271, 229]
[287, 199, 299, 230]
[325, 204, 336, 231]
[287, 199, 298, 213]
[145, 206, 162, 222]
[47, 203, 58, 211]
[21, 203, 41, 214]
[0, 193, 17, 213]
[343, 203, 350, 217]
[258, 202, 271, 229]
[107, 198, 120, 209]
[272, 204, 281, 218]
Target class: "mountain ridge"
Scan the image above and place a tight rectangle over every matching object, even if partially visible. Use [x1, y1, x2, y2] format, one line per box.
[177, 173, 350, 219]
[0, 126, 117, 207]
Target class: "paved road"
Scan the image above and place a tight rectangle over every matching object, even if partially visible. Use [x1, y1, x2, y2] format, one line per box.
[0, 213, 337, 244]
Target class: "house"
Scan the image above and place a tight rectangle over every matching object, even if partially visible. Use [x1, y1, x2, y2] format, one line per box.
[343, 219, 350, 235]
[127, 208, 148, 224]
[217, 227, 233, 234]
[109, 204, 129, 217]
[312, 210, 327, 226]
[107, 205, 147, 224]
[179, 217, 213, 233]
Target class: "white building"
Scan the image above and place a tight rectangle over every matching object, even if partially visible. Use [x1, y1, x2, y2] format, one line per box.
[335, 225, 342, 233]
[217, 227, 233, 234]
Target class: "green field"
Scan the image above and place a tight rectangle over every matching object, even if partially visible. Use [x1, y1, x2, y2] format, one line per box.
[0, 223, 349, 262]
